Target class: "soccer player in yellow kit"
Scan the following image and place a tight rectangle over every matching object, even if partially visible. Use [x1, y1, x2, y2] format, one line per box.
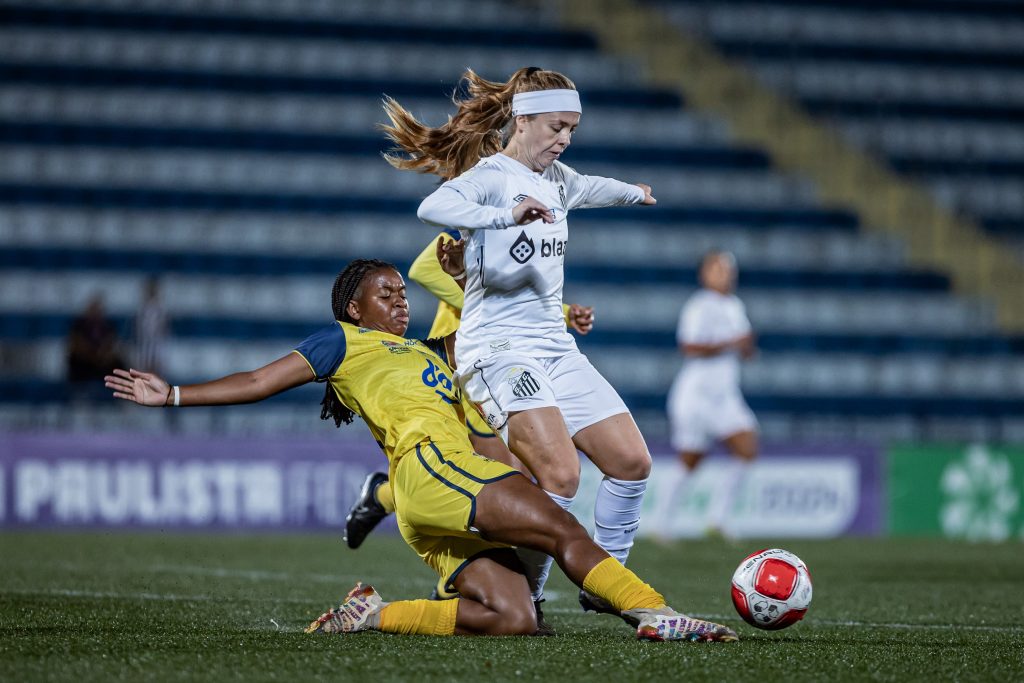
[344, 230, 594, 549]
[104, 258, 736, 642]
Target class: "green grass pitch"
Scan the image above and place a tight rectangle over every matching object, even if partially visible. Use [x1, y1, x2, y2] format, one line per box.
[2, 532, 1022, 682]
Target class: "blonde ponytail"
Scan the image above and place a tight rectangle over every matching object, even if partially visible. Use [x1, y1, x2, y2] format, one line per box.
[381, 67, 576, 180]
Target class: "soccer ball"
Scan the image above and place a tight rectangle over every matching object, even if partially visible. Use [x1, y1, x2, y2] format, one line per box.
[730, 548, 812, 630]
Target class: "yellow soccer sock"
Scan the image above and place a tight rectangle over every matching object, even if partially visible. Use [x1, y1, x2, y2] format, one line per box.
[378, 598, 459, 636]
[583, 557, 666, 613]
[375, 481, 396, 514]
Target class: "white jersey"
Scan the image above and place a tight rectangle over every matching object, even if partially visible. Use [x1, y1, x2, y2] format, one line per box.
[417, 152, 644, 366]
[676, 289, 751, 393]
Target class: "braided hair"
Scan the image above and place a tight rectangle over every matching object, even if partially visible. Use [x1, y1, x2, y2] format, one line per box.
[319, 258, 397, 427]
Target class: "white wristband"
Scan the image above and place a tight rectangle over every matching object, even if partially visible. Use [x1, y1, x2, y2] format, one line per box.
[451, 270, 466, 281]
[172, 385, 180, 407]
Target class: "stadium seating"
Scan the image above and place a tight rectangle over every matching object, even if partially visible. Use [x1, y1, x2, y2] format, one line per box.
[0, 0, 1021, 443]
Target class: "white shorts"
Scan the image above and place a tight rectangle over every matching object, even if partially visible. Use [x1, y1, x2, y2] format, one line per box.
[457, 349, 629, 439]
[667, 378, 758, 453]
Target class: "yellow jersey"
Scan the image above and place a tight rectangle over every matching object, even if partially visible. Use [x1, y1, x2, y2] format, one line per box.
[293, 321, 468, 470]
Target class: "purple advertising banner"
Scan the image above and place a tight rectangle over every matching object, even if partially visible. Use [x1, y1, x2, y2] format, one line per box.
[639, 442, 884, 538]
[0, 433, 391, 531]
[0, 434, 883, 536]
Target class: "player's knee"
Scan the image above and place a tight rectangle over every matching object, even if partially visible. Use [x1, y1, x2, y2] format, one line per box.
[681, 452, 703, 470]
[546, 512, 592, 551]
[614, 451, 651, 480]
[490, 600, 537, 636]
[537, 464, 580, 497]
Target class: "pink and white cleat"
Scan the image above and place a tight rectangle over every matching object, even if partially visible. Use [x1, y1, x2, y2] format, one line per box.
[305, 582, 386, 635]
[628, 608, 739, 643]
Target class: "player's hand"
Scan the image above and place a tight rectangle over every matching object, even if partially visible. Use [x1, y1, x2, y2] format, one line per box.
[636, 183, 657, 205]
[513, 196, 555, 224]
[105, 367, 171, 407]
[567, 304, 595, 335]
[436, 236, 466, 278]
[737, 333, 757, 359]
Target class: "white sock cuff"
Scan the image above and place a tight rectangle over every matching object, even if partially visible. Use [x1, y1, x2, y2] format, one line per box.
[545, 489, 576, 510]
[600, 476, 648, 498]
[604, 475, 648, 489]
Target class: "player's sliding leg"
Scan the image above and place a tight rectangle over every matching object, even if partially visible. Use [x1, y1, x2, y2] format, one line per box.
[310, 473, 735, 640]
[307, 551, 536, 636]
[472, 474, 737, 642]
[344, 471, 391, 548]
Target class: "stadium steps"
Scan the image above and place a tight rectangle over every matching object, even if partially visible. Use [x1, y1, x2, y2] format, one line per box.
[0, 3, 599, 49]
[0, 183, 852, 228]
[5, 379, 1021, 421]
[0, 121, 771, 171]
[0, 247, 951, 292]
[8, 313, 1022, 354]
[559, 0, 1024, 330]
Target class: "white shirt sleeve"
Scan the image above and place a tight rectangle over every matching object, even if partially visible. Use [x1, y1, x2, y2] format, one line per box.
[733, 299, 752, 336]
[678, 296, 709, 345]
[417, 168, 517, 231]
[558, 161, 646, 210]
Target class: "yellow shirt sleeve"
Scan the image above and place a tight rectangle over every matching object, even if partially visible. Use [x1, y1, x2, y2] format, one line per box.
[562, 303, 571, 328]
[409, 232, 465, 311]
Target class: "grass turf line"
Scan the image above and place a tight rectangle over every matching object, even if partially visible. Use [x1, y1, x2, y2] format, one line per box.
[2, 532, 1022, 682]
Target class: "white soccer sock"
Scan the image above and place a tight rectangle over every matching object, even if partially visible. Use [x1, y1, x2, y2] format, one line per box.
[707, 460, 750, 529]
[517, 489, 576, 602]
[593, 476, 648, 564]
[652, 463, 690, 538]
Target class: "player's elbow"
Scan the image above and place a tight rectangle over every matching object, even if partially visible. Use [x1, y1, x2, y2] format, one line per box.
[417, 196, 441, 226]
[682, 344, 705, 357]
[245, 370, 276, 402]
[407, 257, 427, 286]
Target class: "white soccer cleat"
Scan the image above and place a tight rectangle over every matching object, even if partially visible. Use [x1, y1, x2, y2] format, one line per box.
[628, 607, 739, 643]
[305, 582, 385, 635]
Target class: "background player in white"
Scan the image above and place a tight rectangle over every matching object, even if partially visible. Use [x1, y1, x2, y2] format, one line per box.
[661, 250, 758, 538]
[382, 67, 656, 617]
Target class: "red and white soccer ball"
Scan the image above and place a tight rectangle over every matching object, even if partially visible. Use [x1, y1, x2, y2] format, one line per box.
[731, 548, 812, 630]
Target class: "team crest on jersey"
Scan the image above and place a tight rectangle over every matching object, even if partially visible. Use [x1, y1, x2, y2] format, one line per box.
[509, 231, 536, 264]
[513, 195, 558, 223]
[506, 368, 540, 398]
[380, 340, 411, 354]
[557, 183, 566, 209]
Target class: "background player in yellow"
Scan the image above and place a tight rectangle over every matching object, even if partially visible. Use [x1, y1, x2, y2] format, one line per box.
[104, 258, 736, 642]
[344, 231, 596, 553]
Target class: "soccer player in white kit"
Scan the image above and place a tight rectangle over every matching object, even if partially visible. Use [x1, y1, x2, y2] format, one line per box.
[662, 250, 758, 537]
[381, 67, 656, 618]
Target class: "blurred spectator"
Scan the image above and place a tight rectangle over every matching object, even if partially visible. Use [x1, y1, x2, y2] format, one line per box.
[134, 277, 168, 374]
[67, 294, 124, 398]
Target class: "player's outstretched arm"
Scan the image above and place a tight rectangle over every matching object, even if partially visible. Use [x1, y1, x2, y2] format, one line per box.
[104, 353, 315, 407]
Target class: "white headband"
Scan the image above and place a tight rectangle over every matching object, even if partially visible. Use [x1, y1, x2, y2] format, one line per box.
[511, 89, 582, 116]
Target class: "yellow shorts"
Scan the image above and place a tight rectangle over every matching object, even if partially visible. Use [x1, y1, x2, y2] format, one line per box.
[392, 440, 520, 593]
